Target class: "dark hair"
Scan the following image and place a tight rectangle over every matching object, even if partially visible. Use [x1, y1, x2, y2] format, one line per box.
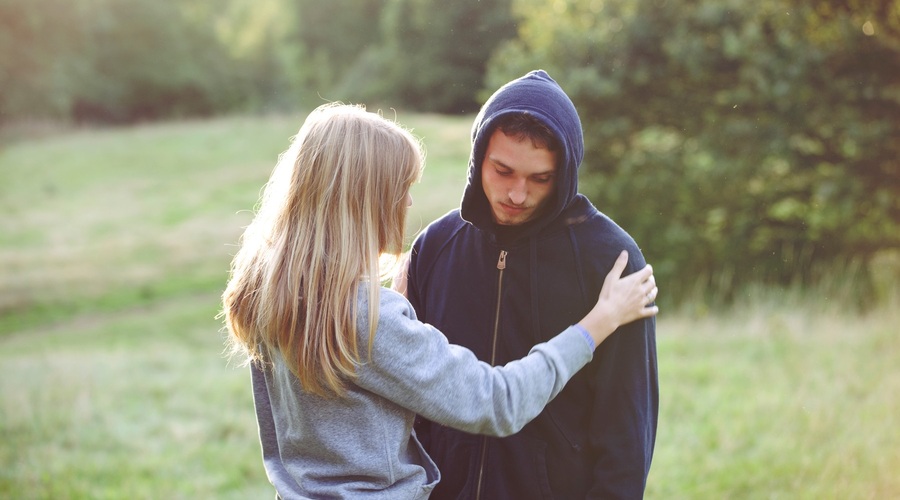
[494, 113, 558, 152]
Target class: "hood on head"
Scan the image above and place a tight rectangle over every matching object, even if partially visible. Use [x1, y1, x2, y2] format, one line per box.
[460, 70, 585, 236]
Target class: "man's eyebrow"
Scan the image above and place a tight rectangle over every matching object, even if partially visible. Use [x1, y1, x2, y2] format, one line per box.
[487, 155, 555, 176]
[528, 167, 556, 178]
[487, 155, 511, 169]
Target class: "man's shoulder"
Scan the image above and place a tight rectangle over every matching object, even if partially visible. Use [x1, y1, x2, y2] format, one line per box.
[564, 196, 637, 240]
[413, 209, 468, 248]
[561, 196, 645, 263]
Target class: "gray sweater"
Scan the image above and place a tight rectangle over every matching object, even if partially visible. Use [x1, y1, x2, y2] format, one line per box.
[251, 286, 593, 499]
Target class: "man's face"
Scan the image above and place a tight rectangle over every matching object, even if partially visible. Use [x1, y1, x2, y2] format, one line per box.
[481, 129, 557, 226]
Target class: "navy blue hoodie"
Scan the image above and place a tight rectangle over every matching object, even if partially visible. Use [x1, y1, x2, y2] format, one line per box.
[408, 70, 658, 499]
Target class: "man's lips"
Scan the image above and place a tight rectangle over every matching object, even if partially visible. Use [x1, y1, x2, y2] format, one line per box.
[499, 202, 528, 215]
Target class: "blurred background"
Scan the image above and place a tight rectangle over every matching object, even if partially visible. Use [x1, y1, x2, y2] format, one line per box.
[1, 0, 898, 497]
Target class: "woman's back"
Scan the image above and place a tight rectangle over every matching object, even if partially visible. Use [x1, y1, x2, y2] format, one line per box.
[252, 285, 593, 499]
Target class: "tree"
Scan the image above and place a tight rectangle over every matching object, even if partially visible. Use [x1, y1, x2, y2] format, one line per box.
[71, 0, 243, 123]
[343, 0, 518, 113]
[0, 0, 83, 121]
[487, 0, 900, 299]
[0, 0, 251, 124]
[284, 0, 386, 106]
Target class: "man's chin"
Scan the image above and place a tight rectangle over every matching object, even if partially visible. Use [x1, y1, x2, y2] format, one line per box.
[492, 206, 533, 226]
[493, 213, 530, 227]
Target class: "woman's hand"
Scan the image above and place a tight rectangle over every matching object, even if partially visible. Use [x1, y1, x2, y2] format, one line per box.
[578, 250, 658, 347]
[390, 251, 411, 297]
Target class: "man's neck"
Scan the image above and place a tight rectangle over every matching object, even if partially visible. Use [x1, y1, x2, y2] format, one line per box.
[493, 220, 535, 246]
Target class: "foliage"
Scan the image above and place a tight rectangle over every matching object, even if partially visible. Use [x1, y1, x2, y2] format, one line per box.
[348, 0, 517, 113]
[72, 0, 245, 123]
[488, 0, 900, 298]
[0, 0, 257, 124]
[300, 0, 519, 113]
[178, 0, 300, 112]
[285, 0, 386, 107]
[0, 0, 83, 119]
[0, 0, 516, 121]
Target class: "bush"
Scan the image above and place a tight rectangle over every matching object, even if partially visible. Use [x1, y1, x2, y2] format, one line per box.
[0, 0, 247, 124]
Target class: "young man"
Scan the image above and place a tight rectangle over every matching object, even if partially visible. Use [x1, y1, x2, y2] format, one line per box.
[407, 70, 658, 499]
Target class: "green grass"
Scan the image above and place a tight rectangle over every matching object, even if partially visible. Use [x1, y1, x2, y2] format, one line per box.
[1, 113, 898, 498]
[650, 302, 900, 498]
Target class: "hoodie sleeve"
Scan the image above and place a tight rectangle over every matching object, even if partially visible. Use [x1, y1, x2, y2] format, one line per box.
[586, 315, 658, 498]
[356, 288, 594, 437]
[586, 259, 659, 499]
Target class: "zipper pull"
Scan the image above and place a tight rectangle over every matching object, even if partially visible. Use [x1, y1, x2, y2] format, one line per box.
[497, 250, 507, 270]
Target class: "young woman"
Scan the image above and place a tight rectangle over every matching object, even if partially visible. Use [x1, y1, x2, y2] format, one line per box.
[221, 103, 658, 499]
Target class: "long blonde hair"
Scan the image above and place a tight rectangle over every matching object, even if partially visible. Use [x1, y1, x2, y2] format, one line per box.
[222, 103, 423, 396]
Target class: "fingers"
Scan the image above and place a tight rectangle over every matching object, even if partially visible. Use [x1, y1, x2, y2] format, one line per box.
[604, 252, 660, 315]
[640, 282, 659, 318]
[643, 274, 656, 296]
[633, 263, 653, 283]
[608, 250, 629, 280]
[641, 266, 658, 303]
[640, 303, 660, 318]
[634, 263, 658, 316]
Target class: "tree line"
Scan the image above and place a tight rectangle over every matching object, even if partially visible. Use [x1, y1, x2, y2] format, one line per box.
[2, 0, 897, 300]
[0, 0, 514, 121]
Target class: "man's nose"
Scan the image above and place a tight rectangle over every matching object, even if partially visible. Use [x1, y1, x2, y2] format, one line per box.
[509, 180, 528, 205]
[509, 180, 527, 205]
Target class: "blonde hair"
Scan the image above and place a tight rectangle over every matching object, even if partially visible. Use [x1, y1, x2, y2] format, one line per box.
[222, 103, 423, 396]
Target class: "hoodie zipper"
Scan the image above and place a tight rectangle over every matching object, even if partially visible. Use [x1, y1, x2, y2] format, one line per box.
[475, 249, 507, 500]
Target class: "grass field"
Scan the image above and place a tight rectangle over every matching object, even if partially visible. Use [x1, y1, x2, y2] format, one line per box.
[1, 113, 898, 498]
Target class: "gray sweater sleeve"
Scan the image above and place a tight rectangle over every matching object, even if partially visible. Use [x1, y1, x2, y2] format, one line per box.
[355, 288, 593, 437]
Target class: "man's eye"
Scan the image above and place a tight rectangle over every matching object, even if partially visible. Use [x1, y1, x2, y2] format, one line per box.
[533, 177, 551, 184]
[496, 169, 512, 176]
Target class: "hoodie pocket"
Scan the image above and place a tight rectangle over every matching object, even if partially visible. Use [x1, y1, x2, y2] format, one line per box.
[490, 434, 556, 500]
